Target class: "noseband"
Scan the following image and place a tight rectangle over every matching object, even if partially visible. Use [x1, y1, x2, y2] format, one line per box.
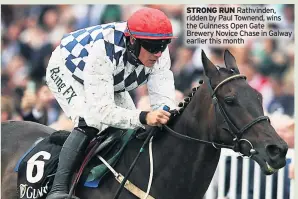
[164, 74, 270, 158]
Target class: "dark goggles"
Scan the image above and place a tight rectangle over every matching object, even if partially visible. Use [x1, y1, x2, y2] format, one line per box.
[139, 39, 171, 54]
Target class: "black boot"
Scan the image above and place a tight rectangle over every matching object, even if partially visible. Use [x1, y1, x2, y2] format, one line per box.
[46, 127, 97, 199]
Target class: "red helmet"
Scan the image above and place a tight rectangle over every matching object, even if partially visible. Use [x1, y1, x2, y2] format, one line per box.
[125, 7, 177, 40]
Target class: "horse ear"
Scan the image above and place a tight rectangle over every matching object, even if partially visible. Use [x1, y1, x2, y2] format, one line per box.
[224, 50, 238, 70]
[201, 50, 218, 78]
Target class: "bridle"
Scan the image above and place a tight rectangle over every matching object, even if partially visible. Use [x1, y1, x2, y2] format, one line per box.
[163, 74, 270, 158]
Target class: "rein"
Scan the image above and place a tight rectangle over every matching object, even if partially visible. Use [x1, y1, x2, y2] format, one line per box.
[163, 125, 234, 149]
[163, 74, 270, 157]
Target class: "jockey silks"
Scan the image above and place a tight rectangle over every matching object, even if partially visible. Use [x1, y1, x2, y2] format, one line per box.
[46, 21, 176, 133]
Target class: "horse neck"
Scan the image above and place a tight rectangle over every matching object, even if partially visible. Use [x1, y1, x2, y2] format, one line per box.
[147, 85, 221, 198]
[171, 84, 217, 141]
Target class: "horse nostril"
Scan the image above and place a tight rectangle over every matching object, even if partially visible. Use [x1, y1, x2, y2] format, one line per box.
[266, 145, 282, 159]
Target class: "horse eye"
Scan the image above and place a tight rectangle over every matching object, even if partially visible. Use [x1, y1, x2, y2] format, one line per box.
[224, 96, 236, 105]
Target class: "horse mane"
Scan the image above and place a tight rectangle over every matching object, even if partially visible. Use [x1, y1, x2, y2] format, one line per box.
[169, 79, 204, 123]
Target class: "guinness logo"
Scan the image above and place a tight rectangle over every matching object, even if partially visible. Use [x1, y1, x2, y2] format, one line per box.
[20, 184, 28, 198]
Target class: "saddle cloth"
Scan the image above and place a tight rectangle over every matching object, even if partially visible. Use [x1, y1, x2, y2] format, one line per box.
[15, 129, 136, 199]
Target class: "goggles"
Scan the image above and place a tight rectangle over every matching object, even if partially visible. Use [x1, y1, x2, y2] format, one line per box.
[126, 26, 171, 54]
[139, 39, 171, 54]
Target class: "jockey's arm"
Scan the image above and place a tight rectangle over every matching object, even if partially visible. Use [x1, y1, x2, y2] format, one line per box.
[83, 43, 145, 130]
[147, 47, 176, 110]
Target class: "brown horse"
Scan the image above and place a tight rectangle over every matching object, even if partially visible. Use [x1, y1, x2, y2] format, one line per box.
[1, 50, 288, 199]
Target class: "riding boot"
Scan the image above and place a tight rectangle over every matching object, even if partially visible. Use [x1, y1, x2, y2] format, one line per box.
[46, 126, 97, 199]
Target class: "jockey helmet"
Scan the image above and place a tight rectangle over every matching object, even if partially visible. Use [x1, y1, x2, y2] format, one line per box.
[125, 7, 177, 61]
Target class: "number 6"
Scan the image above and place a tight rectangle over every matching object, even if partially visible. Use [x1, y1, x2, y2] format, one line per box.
[26, 151, 51, 183]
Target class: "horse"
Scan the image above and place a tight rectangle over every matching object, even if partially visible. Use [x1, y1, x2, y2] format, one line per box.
[1, 50, 288, 199]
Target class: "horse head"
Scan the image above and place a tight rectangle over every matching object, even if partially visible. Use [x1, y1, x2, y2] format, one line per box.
[189, 49, 288, 175]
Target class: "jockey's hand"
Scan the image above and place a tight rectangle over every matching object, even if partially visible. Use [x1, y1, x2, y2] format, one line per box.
[146, 110, 171, 126]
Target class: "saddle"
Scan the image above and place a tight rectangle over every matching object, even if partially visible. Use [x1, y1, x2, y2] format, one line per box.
[15, 127, 139, 199]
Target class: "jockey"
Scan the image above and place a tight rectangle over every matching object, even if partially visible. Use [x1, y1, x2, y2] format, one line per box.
[45, 7, 177, 199]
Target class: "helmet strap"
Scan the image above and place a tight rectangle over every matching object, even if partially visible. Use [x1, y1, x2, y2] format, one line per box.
[125, 36, 143, 65]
